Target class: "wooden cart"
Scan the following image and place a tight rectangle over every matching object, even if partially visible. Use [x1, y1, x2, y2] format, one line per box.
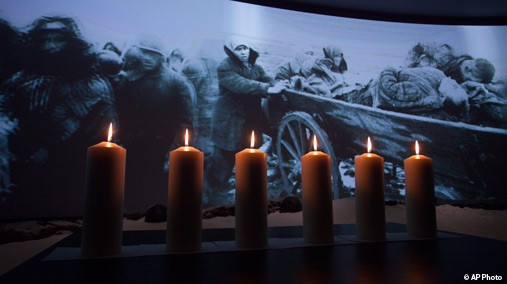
[264, 89, 507, 201]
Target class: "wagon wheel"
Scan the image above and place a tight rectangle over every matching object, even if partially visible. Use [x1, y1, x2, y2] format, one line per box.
[276, 111, 342, 199]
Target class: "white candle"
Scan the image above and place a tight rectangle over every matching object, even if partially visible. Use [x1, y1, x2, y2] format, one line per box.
[235, 131, 268, 249]
[354, 137, 386, 241]
[167, 129, 204, 252]
[81, 123, 126, 257]
[404, 141, 436, 238]
[301, 135, 334, 244]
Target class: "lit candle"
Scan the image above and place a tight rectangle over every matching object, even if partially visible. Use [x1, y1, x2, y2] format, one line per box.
[81, 123, 126, 257]
[167, 129, 204, 252]
[301, 135, 334, 244]
[354, 137, 386, 241]
[235, 131, 268, 249]
[404, 141, 436, 238]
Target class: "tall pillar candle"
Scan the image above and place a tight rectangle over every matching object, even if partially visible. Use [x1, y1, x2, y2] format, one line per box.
[404, 141, 436, 238]
[301, 135, 334, 244]
[167, 129, 204, 252]
[235, 131, 268, 249]
[81, 123, 126, 257]
[354, 137, 386, 241]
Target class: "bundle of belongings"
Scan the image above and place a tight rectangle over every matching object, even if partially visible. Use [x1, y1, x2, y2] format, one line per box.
[370, 66, 469, 121]
[338, 66, 507, 128]
[290, 58, 347, 98]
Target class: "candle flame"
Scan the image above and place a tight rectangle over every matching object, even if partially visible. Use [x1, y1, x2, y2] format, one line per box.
[367, 136, 372, 153]
[250, 130, 255, 148]
[185, 128, 189, 146]
[415, 140, 420, 155]
[107, 123, 113, 142]
[313, 135, 318, 151]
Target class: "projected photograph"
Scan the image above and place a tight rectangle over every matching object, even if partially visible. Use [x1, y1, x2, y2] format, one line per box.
[1, 0, 506, 218]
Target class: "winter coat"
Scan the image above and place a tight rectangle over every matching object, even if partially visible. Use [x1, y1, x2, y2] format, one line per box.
[116, 66, 195, 148]
[210, 45, 274, 151]
[405, 42, 455, 69]
[275, 56, 307, 81]
[0, 70, 116, 218]
[291, 58, 346, 97]
[181, 57, 217, 122]
[2, 71, 116, 164]
[180, 57, 218, 154]
[461, 80, 507, 128]
[372, 66, 468, 120]
[441, 55, 473, 84]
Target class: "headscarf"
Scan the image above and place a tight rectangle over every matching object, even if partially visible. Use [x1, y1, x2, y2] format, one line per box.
[226, 37, 250, 51]
[121, 35, 167, 81]
[130, 33, 168, 57]
[323, 45, 348, 74]
[29, 15, 82, 38]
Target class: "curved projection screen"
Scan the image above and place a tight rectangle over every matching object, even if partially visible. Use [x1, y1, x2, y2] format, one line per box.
[1, 0, 506, 218]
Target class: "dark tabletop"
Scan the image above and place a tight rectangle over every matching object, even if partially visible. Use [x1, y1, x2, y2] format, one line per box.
[1, 223, 506, 284]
